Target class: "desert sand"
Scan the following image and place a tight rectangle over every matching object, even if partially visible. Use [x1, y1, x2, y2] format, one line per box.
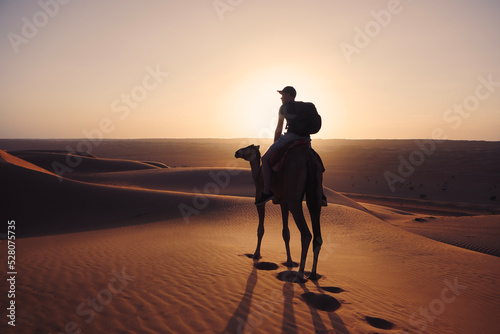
[1, 139, 499, 334]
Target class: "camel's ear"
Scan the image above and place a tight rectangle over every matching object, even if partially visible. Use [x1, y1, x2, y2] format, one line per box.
[256, 145, 260, 150]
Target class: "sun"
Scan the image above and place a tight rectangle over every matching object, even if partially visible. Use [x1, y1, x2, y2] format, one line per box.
[218, 66, 344, 139]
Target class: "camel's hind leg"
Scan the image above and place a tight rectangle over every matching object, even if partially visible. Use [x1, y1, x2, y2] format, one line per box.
[289, 203, 312, 282]
[306, 163, 323, 280]
[253, 204, 265, 259]
[280, 203, 294, 267]
[307, 204, 322, 280]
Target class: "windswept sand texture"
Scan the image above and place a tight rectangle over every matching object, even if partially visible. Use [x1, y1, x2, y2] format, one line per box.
[1, 139, 499, 334]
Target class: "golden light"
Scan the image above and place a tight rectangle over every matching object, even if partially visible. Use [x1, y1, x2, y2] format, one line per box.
[218, 65, 345, 139]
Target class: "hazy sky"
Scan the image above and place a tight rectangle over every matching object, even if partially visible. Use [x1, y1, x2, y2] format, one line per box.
[1, 0, 499, 140]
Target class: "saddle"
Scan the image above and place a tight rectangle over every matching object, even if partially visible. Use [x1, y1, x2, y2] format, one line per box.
[270, 139, 325, 173]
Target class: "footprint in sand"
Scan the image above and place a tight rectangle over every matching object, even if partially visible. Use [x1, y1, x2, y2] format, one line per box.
[254, 262, 279, 271]
[365, 316, 394, 330]
[301, 292, 341, 312]
[320, 286, 345, 294]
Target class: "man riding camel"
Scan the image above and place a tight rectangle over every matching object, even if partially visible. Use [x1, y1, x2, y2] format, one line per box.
[255, 86, 327, 206]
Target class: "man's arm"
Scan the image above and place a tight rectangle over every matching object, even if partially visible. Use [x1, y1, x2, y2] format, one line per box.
[274, 114, 285, 142]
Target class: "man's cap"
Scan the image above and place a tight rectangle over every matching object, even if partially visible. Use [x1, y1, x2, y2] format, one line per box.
[278, 86, 296, 98]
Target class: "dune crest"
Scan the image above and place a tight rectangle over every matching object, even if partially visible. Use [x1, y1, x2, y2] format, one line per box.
[0, 149, 55, 176]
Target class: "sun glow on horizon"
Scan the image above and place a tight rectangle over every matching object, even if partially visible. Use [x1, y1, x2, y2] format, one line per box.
[217, 66, 346, 139]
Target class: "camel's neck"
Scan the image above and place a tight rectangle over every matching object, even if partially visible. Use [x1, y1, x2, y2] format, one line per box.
[249, 156, 261, 185]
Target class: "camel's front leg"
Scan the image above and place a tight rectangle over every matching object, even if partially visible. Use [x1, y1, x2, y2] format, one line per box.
[253, 204, 265, 259]
[280, 203, 294, 267]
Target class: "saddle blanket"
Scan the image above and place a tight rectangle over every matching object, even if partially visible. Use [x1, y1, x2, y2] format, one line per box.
[270, 139, 325, 173]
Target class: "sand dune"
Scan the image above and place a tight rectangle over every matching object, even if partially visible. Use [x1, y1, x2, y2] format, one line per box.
[1, 151, 224, 237]
[1, 144, 499, 334]
[8, 150, 162, 174]
[0, 149, 57, 176]
[1, 150, 366, 237]
[68, 167, 369, 214]
[370, 204, 500, 257]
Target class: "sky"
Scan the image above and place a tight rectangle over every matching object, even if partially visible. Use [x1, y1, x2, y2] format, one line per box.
[1, 0, 499, 140]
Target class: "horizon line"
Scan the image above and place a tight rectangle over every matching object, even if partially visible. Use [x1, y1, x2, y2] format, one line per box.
[1, 137, 500, 143]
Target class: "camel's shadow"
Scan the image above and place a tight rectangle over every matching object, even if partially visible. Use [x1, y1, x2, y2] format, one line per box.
[223, 262, 349, 334]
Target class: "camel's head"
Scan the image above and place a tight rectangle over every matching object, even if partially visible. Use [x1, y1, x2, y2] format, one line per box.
[235, 144, 260, 161]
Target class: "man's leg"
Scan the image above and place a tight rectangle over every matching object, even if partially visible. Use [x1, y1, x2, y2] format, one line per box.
[256, 133, 303, 205]
[256, 150, 275, 205]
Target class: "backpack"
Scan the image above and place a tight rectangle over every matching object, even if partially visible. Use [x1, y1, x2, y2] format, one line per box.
[289, 101, 322, 136]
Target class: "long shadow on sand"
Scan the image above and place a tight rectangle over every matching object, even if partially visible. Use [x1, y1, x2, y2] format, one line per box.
[224, 265, 349, 333]
[281, 282, 298, 333]
[222, 265, 258, 333]
[278, 270, 349, 333]
[309, 280, 349, 333]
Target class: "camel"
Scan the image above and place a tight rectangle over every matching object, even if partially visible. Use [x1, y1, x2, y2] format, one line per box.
[235, 143, 323, 281]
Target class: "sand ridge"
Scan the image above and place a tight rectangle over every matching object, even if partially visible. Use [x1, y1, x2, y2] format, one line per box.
[0, 149, 57, 176]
